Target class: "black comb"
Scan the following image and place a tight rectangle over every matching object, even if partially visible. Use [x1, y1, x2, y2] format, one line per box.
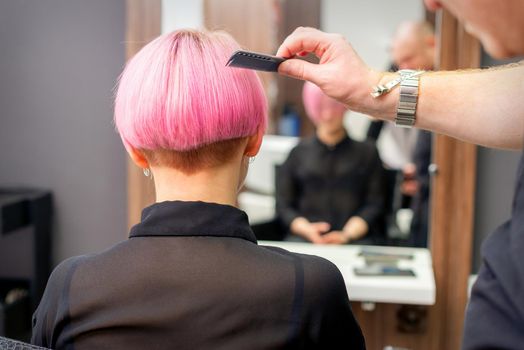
[226, 50, 286, 72]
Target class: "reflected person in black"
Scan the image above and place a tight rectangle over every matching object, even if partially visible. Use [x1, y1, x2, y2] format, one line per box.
[404, 131, 432, 247]
[276, 81, 385, 245]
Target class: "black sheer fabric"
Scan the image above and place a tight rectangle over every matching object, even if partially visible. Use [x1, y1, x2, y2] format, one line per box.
[276, 134, 385, 242]
[32, 201, 365, 350]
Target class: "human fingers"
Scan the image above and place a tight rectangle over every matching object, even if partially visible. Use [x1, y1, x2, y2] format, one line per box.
[424, 0, 442, 11]
[276, 27, 331, 59]
[312, 222, 331, 233]
[322, 232, 345, 244]
[322, 233, 335, 242]
[276, 28, 351, 83]
[278, 58, 323, 82]
[307, 231, 326, 244]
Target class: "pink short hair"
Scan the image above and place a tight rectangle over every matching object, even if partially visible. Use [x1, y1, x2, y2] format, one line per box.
[302, 81, 347, 124]
[114, 30, 267, 152]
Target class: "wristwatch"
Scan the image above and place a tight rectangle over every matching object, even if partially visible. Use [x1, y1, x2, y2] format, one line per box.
[371, 69, 424, 128]
[396, 69, 423, 127]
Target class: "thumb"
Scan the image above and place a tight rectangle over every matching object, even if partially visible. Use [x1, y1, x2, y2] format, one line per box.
[278, 58, 319, 82]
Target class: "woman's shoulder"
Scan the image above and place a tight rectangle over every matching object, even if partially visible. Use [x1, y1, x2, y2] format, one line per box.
[48, 254, 94, 285]
[259, 245, 345, 290]
[45, 241, 131, 291]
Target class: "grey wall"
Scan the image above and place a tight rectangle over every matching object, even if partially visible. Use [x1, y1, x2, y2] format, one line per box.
[472, 52, 523, 272]
[0, 0, 127, 265]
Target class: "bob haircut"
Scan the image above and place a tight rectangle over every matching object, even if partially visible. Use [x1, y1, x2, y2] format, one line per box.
[302, 81, 347, 124]
[114, 29, 267, 172]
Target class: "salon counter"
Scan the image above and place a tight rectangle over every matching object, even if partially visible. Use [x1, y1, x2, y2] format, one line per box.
[259, 241, 436, 305]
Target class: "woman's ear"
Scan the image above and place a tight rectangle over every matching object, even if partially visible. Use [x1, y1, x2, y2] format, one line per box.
[244, 128, 264, 157]
[127, 146, 149, 169]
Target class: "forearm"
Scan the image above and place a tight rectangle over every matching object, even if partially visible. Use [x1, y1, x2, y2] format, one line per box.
[290, 217, 309, 237]
[343, 216, 369, 241]
[278, 28, 523, 150]
[368, 64, 524, 150]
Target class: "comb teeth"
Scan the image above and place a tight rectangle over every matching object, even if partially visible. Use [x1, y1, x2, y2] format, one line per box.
[238, 52, 270, 60]
[226, 50, 285, 71]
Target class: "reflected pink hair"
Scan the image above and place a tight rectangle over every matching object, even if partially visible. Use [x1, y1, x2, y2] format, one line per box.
[114, 29, 267, 152]
[302, 81, 347, 124]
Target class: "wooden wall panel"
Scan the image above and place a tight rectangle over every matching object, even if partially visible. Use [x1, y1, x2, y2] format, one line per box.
[204, 0, 278, 130]
[204, 0, 276, 52]
[427, 9, 480, 350]
[274, 0, 321, 136]
[352, 303, 430, 350]
[125, 0, 161, 229]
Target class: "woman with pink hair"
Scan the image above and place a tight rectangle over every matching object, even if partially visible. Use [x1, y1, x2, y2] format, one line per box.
[276, 82, 385, 245]
[31, 30, 364, 349]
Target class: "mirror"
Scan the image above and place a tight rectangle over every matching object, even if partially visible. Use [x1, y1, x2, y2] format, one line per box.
[162, 0, 434, 248]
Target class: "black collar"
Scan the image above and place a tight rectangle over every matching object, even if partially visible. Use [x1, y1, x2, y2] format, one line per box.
[314, 132, 352, 151]
[129, 200, 257, 244]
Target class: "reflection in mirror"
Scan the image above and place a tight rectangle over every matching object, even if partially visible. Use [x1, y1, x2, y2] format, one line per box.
[162, 0, 434, 247]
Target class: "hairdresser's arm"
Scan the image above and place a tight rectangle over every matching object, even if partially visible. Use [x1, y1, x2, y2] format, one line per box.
[277, 27, 524, 150]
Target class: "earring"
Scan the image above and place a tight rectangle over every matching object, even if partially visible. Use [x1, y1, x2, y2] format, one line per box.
[249, 157, 256, 164]
[143, 168, 151, 178]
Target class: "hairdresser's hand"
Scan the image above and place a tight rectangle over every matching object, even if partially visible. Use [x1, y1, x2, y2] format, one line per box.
[277, 27, 396, 120]
[290, 217, 330, 244]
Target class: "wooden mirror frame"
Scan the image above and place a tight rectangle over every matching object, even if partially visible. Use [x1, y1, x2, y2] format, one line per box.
[427, 9, 480, 350]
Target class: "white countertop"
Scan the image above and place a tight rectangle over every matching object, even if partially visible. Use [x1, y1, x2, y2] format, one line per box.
[259, 241, 436, 305]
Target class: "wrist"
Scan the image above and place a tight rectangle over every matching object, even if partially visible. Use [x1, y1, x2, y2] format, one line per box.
[290, 217, 309, 236]
[342, 228, 354, 243]
[343, 217, 369, 242]
[354, 70, 398, 121]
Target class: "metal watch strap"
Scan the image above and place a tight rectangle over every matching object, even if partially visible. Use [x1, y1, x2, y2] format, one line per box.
[395, 70, 423, 128]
